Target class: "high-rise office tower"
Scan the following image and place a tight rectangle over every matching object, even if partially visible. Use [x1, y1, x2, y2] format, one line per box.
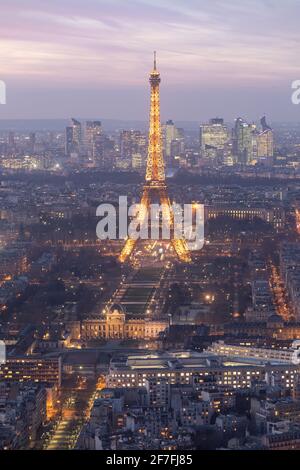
[199, 118, 228, 159]
[85, 121, 103, 163]
[8, 131, 15, 150]
[132, 153, 143, 169]
[119, 130, 147, 168]
[136, 132, 147, 160]
[120, 130, 131, 162]
[257, 116, 274, 159]
[65, 118, 82, 156]
[162, 120, 176, 161]
[162, 120, 184, 166]
[29, 132, 36, 154]
[65, 126, 73, 156]
[233, 117, 256, 164]
[71, 118, 82, 152]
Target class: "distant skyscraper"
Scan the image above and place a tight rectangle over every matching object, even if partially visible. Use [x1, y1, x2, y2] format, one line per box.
[233, 117, 256, 164]
[65, 118, 82, 156]
[257, 116, 274, 159]
[223, 141, 234, 166]
[119, 130, 146, 167]
[131, 152, 143, 169]
[85, 121, 102, 163]
[65, 126, 73, 156]
[8, 131, 15, 150]
[162, 120, 184, 166]
[29, 132, 36, 154]
[199, 118, 228, 159]
[163, 119, 176, 161]
[71, 118, 82, 151]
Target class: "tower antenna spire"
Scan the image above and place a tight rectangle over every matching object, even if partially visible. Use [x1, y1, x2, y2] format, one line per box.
[154, 50, 157, 70]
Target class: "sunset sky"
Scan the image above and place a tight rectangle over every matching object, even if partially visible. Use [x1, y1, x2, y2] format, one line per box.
[1, 0, 300, 121]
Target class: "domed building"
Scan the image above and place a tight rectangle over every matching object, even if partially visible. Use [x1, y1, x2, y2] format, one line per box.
[104, 304, 126, 339]
[106, 303, 126, 322]
[79, 303, 168, 341]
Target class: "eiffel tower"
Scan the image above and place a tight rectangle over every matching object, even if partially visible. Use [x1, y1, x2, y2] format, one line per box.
[119, 53, 191, 263]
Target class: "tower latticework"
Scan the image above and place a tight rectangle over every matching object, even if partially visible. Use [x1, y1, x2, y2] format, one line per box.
[119, 53, 191, 263]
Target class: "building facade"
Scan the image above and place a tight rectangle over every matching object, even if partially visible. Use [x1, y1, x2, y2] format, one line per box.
[74, 305, 168, 341]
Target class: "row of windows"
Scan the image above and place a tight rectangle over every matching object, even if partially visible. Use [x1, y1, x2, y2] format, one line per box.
[82, 324, 162, 333]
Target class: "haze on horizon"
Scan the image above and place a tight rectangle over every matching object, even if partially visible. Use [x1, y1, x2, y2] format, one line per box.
[1, 0, 300, 122]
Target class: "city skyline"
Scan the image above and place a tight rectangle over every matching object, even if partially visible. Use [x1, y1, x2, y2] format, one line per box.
[1, 0, 300, 120]
[2, 0, 300, 456]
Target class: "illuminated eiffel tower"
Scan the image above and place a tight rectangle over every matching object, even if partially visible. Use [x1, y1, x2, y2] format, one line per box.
[119, 52, 191, 263]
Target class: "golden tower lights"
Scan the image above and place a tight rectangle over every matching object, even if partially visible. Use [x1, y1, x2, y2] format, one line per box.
[119, 52, 191, 263]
